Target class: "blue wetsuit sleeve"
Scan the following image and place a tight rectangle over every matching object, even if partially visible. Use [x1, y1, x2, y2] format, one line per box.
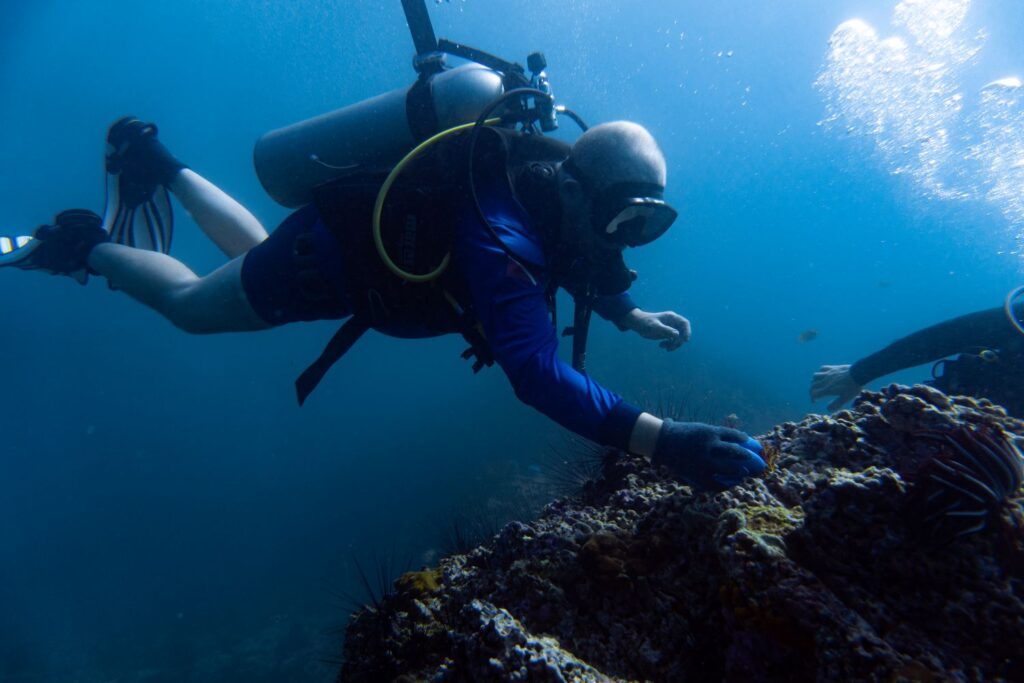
[592, 291, 639, 328]
[457, 223, 641, 449]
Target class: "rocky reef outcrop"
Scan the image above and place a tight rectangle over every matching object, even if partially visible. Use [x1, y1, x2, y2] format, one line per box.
[338, 385, 1024, 682]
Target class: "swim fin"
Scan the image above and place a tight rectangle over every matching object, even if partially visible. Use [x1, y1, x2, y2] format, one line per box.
[0, 233, 40, 267]
[103, 117, 184, 254]
[0, 209, 108, 284]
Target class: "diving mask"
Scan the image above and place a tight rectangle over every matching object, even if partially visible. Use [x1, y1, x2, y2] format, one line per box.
[564, 160, 678, 248]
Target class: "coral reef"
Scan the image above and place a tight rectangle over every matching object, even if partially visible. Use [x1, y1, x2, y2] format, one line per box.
[338, 385, 1024, 682]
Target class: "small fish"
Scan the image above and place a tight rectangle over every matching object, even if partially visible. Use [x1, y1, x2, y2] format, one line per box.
[798, 329, 819, 343]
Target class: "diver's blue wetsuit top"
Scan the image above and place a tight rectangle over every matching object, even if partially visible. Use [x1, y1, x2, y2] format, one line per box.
[448, 177, 643, 450]
[242, 168, 643, 450]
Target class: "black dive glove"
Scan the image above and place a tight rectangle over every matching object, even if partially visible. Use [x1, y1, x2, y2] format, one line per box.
[652, 419, 767, 492]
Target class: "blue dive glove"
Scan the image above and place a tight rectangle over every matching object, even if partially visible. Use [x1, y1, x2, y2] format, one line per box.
[653, 419, 767, 491]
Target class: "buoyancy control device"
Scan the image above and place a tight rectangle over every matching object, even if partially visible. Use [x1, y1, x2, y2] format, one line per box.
[253, 0, 598, 404]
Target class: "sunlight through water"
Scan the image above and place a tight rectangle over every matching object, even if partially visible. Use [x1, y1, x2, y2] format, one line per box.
[817, 0, 1024, 250]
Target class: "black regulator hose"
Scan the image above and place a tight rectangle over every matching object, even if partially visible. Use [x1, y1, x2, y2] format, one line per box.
[466, 89, 592, 287]
[555, 105, 589, 132]
[466, 88, 556, 286]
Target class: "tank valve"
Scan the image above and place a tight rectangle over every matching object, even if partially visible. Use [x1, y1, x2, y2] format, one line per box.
[528, 52, 558, 132]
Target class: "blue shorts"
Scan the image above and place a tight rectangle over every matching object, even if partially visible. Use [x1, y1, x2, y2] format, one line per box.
[240, 204, 352, 326]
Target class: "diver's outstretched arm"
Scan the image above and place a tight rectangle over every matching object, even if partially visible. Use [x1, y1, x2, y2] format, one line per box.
[811, 303, 1024, 410]
[88, 243, 269, 334]
[810, 365, 862, 411]
[169, 169, 268, 258]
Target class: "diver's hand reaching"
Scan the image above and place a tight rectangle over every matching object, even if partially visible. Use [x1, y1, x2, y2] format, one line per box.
[621, 308, 691, 350]
[652, 420, 766, 491]
[810, 364, 862, 411]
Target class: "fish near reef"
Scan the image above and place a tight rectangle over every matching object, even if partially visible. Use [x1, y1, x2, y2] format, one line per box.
[798, 329, 819, 343]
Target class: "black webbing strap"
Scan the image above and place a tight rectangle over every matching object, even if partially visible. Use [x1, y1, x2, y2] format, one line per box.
[406, 75, 440, 142]
[401, 0, 438, 56]
[295, 317, 371, 406]
[571, 297, 594, 374]
[436, 38, 522, 78]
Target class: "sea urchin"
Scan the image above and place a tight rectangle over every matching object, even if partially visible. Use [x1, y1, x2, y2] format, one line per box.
[907, 425, 1024, 544]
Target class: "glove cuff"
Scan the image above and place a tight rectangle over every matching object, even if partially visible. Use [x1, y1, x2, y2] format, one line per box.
[651, 417, 677, 466]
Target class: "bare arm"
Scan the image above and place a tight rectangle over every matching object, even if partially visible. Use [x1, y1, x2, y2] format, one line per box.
[628, 412, 664, 457]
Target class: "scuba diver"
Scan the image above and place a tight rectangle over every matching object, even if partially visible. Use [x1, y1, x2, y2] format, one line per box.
[1, 116, 765, 492]
[810, 299, 1024, 417]
[0, 3, 766, 493]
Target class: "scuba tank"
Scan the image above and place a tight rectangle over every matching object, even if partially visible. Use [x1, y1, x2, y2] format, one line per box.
[253, 0, 571, 209]
[254, 63, 504, 208]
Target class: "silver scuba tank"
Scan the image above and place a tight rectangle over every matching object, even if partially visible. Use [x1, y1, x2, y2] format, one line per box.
[254, 63, 504, 208]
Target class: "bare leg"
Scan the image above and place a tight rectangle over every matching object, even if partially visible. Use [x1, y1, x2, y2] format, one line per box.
[88, 242, 269, 333]
[169, 169, 269, 258]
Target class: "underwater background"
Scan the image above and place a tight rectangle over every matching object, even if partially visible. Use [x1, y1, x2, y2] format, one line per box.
[1, 0, 1021, 680]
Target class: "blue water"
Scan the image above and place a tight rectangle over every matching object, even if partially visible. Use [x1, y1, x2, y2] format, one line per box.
[1, 1, 1021, 680]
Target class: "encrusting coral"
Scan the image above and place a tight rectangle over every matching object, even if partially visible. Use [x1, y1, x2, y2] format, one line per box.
[338, 384, 1024, 682]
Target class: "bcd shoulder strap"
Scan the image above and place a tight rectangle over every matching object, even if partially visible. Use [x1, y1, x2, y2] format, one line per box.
[295, 317, 371, 406]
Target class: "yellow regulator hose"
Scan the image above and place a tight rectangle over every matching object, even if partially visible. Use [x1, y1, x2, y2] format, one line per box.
[373, 118, 500, 283]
